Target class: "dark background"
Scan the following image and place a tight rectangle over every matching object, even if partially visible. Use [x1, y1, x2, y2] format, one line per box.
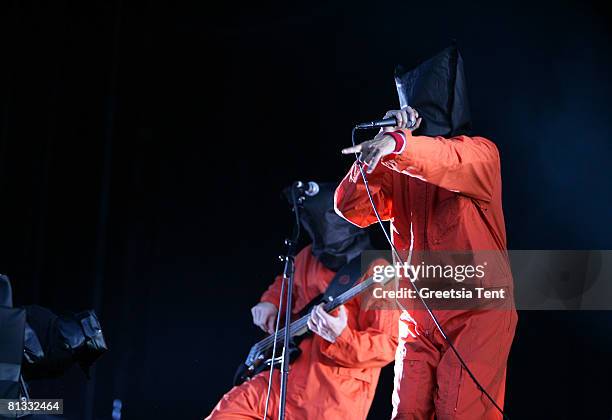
[1, 0, 612, 419]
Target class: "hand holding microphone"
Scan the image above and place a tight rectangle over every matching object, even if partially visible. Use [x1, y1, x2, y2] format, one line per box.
[343, 107, 422, 173]
[354, 107, 420, 130]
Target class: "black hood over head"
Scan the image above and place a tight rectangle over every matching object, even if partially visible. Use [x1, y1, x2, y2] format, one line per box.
[284, 182, 371, 271]
[394, 45, 471, 137]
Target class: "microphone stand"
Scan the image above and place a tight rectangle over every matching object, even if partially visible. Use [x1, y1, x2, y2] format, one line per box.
[278, 182, 305, 420]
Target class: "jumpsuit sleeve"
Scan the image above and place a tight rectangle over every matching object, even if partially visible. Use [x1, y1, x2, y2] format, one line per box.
[382, 129, 500, 202]
[334, 161, 394, 227]
[318, 260, 399, 369]
[318, 305, 399, 369]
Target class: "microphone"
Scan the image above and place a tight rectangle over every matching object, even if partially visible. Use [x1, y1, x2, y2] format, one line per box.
[294, 181, 319, 197]
[355, 117, 397, 130]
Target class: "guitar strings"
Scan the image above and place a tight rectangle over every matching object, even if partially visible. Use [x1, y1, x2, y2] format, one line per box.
[251, 277, 376, 355]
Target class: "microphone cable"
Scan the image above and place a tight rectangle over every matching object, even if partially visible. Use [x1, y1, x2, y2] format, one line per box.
[350, 126, 509, 420]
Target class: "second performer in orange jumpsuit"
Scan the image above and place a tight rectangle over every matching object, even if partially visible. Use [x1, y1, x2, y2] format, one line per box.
[206, 183, 399, 420]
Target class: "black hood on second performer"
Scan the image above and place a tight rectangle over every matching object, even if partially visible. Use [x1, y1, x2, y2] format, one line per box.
[394, 45, 472, 137]
[284, 182, 371, 271]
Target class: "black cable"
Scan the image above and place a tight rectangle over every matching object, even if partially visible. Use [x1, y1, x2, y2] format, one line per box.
[351, 126, 509, 420]
[290, 186, 301, 242]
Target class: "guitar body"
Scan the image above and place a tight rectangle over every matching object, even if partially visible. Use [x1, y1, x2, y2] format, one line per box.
[233, 295, 323, 386]
[233, 339, 302, 386]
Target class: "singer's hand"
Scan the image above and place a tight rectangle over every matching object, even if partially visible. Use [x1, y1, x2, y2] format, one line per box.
[251, 302, 278, 334]
[342, 108, 421, 173]
[381, 107, 420, 131]
[307, 303, 348, 343]
[341, 134, 395, 174]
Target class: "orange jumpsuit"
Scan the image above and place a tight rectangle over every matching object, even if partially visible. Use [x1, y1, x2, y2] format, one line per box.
[335, 130, 517, 420]
[206, 245, 399, 420]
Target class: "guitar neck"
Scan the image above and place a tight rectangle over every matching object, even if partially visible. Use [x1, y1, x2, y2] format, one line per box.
[250, 275, 377, 357]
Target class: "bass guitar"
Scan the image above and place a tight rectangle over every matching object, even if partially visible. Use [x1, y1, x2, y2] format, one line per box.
[233, 268, 394, 385]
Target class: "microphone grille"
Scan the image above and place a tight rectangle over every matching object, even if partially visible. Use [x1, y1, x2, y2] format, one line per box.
[305, 181, 320, 197]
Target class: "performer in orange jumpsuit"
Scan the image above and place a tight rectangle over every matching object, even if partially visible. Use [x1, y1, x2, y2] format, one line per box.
[206, 183, 399, 420]
[336, 47, 517, 419]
